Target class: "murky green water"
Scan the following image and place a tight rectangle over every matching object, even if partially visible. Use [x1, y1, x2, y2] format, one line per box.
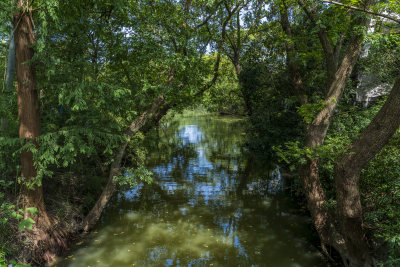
[60, 115, 326, 267]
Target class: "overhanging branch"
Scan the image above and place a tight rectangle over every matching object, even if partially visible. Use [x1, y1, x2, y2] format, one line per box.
[321, 0, 400, 24]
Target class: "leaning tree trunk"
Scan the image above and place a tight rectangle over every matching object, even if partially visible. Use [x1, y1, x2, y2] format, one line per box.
[334, 75, 400, 267]
[295, 1, 373, 264]
[83, 0, 231, 233]
[300, 37, 369, 266]
[82, 95, 165, 232]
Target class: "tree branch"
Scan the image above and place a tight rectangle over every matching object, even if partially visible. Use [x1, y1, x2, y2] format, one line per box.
[321, 0, 400, 24]
[298, 0, 336, 85]
[82, 94, 165, 232]
[195, 0, 224, 29]
[280, 0, 308, 105]
[196, 0, 243, 97]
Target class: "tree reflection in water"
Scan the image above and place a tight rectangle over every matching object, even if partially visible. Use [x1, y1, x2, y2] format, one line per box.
[60, 115, 326, 267]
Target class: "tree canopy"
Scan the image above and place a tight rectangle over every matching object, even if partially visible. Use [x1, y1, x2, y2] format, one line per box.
[1, 0, 400, 266]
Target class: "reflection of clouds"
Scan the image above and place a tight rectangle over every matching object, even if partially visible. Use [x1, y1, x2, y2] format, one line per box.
[122, 184, 143, 199]
[194, 146, 214, 173]
[60, 117, 325, 267]
[178, 125, 203, 145]
[268, 165, 283, 195]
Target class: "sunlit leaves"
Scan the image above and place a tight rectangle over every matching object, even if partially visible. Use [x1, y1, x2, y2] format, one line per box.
[114, 166, 153, 187]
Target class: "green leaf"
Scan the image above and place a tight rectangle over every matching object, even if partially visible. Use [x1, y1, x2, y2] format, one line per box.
[26, 207, 38, 216]
[18, 221, 25, 231]
[18, 217, 36, 231]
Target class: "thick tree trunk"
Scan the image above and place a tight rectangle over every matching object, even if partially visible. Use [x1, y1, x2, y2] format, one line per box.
[82, 95, 165, 232]
[141, 102, 172, 133]
[299, 159, 332, 244]
[14, 0, 50, 229]
[13, 1, 62, 263]
[299, 159, 351, 264]
[295, 1, 374, 265]
[334, 75, 400, 267]
[300, 38, 368, 267]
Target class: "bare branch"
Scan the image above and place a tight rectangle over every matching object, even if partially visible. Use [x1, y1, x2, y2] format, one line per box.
[321, 0, 400, 24]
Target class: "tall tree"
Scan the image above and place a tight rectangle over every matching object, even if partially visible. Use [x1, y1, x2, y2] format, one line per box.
[14, 0, 50, 227]
[277, 0, 376, 265]
[12, 0, 57, 262]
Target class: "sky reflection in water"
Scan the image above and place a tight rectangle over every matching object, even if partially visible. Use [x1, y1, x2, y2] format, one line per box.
[61, 115, 326, 267]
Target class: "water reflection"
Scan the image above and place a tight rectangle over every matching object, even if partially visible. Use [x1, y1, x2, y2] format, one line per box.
[61, 115, 326, 267]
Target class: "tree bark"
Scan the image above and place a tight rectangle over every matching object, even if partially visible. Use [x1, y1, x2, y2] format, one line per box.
[234, 60, 253, 116]
[299, 159, 351, 264]
[295, 1, 374, 265]
[14, 0, 50, 229]
[300, 31, 369, 267]
[82, 94, 165, 232]
[334, 75, 400, 267]
[13, 1, 61, 263]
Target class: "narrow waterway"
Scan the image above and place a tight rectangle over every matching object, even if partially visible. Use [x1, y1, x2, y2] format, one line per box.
[60, 115, 327, 267]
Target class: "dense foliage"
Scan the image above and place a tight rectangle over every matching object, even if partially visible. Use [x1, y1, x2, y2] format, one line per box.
[1, 0, 400, 266]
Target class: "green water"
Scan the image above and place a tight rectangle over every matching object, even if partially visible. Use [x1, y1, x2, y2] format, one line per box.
[60, 115, 326, 267]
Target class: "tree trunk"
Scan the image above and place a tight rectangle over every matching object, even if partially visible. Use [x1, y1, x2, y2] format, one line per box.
[14, 0, 50, 229]
[14, 1, 59, 263]
[299, 158, 356, 266]
[334, 75, 400, 267]
[295, 1, 373, 265]
[234, 61, 253, 116]
[300, 40, 368, 267]
[82, 94, 165, 231]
